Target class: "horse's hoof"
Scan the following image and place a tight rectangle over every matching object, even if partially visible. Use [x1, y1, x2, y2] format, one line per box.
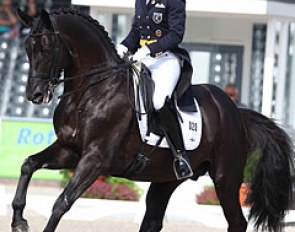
[11, 224, 29, 232]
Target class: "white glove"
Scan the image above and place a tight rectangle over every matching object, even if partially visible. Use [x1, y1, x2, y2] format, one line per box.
[132, 46, 151, 62]
[116, 44, 128, 58]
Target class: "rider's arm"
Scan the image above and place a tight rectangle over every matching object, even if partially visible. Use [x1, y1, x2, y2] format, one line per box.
[121, 1, 141, 54]
[147, 0, 186, 56]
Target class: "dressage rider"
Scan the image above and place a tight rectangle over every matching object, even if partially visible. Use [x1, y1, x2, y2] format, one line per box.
[117, 0, 193, 180]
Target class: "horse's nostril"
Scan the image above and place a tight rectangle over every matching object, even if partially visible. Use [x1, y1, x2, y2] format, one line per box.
[32, 92, 43, 104]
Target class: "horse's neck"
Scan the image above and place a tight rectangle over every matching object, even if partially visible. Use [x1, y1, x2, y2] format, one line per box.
[57, 15, 124, 101]
[72, 49, 116, 72]
[63, 34, 119, 85]
[57, 16, 119, 74]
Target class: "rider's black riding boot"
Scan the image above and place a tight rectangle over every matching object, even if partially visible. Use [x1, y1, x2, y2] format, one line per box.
[156, 100, 193, 180]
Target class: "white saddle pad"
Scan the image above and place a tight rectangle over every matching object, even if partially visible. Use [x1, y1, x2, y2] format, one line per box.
[137, 100, 202, 150]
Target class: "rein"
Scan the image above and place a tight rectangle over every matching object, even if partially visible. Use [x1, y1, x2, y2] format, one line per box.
[58, 57, 153, 115]
[58, 62, 131, 99]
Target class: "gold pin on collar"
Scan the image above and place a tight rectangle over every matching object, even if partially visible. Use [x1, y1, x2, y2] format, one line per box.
[155, 29, 162, 37]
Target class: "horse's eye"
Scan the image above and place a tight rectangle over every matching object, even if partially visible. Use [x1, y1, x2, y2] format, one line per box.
[26, 39, 36, 49]
[31, 39, 37, 45]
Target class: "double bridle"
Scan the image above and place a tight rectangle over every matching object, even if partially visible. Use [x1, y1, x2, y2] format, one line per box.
[28, 15, 61, 94]
[28, 14, 131, 99]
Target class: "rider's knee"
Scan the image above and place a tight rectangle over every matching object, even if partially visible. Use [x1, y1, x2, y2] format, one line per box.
[153, 95, 170, 111]
[153, 99, 165, 111]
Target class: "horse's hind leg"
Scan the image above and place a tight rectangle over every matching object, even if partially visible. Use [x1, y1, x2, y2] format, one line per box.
[212, 153, 247, 232]
[214, 180, 247, 232]
[216, 181, 247, 232]
[139, 181, 183, 232]
[11, 141, 79, 232]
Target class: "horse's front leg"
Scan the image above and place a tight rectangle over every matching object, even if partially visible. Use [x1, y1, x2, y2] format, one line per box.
[139, 181, 183, 232]
[43, 151, 102, 232]
[11, 141, 79, 232]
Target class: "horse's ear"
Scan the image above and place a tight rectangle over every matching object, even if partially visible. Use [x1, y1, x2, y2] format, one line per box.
[17, 8, 34, 27]
[41, 9, 52, 30]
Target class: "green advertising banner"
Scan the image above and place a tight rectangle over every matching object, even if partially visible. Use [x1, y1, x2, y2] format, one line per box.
[0, 119, 62, 180]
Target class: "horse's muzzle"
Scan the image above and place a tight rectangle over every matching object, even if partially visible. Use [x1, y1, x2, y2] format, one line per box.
[29, 88, 52, 104]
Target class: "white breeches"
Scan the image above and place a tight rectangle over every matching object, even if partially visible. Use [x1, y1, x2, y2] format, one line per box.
[142, 51, 181, 110]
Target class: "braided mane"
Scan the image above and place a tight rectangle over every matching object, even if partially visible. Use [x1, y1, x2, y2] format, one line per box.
[50, 8, 121, 60]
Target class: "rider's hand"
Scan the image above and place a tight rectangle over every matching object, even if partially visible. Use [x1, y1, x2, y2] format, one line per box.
[116, 44, 128, 58]
[132, 46, 151, 63]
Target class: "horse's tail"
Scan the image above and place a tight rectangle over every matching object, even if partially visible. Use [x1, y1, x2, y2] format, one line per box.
[239, 108, 294, 232]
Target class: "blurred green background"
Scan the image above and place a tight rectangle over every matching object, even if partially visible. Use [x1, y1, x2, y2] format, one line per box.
[0, 119, 62, 180]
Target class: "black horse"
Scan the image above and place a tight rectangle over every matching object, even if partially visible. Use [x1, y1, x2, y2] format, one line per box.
[12, 8, 293, 232]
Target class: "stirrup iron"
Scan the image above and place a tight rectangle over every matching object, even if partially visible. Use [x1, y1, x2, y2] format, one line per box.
[173, 153, 193, 180]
